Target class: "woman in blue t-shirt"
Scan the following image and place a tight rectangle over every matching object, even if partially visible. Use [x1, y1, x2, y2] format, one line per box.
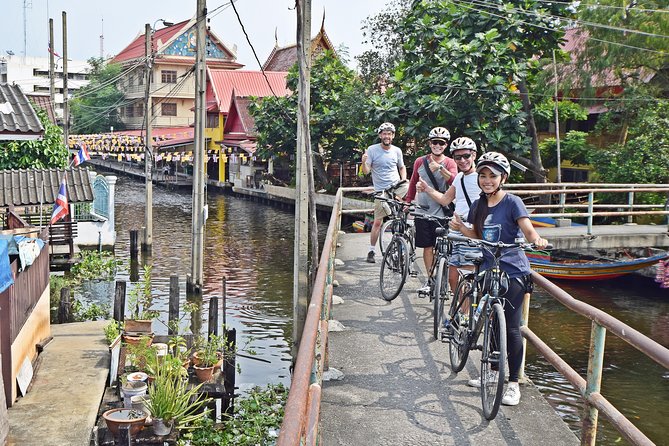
[449, 151, 548, 407]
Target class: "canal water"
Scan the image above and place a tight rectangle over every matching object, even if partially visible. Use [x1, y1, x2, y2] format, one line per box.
[105, 177, 665, 445]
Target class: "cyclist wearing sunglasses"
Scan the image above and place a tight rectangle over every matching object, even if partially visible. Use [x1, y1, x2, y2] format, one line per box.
[418, 136, 483, 291]
[406, 127, 457, 293]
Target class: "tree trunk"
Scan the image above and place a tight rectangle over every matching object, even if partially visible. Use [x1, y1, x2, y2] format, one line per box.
[312, 147, 330, 188]
[518, 80, 547, 184]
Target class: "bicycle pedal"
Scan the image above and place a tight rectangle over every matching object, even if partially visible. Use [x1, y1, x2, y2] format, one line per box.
[409, 271, 418, 277]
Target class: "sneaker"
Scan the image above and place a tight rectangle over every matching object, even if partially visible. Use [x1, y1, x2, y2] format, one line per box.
[417, 281, 431, 297]
[467, 370, 498, 388]
[502, 384, 521, 406]
[366, 251, 375, 263]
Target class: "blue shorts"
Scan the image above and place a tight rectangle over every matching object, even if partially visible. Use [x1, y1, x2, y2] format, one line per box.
[448, 231, 482, 267]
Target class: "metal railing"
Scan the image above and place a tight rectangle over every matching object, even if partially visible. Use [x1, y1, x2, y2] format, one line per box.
[521, 272, 669, 446]
[505, 183, 669, 233]
[277, 186, 370, 445]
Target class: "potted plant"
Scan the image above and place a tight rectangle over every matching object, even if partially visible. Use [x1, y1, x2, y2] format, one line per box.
[124, 265, 158, 335]
[145, 356, 210, 436]
[102, 408, 148, 437]
[192, 334, 225, 382]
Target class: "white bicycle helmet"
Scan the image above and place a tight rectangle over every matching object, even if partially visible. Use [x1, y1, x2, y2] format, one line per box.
[428, 126, 450, 141]
[377, 122, 396, 134]
[449, 137, 477, 153]
[476, 151, 511, 176]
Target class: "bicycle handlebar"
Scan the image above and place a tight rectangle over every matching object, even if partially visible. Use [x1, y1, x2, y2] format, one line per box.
[447, 233, 553, 251]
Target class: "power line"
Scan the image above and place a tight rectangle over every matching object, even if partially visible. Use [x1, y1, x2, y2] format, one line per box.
[451, 0, 668, 54]
[534, 0, 669, 15]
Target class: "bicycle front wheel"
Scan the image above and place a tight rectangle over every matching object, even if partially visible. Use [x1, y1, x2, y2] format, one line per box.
[432, 257, 449, 340]
[448, 277, 474, 372]
[379, 219, 393, 256]
[380, 237, 409, 301]
[480, 301, 507, 421]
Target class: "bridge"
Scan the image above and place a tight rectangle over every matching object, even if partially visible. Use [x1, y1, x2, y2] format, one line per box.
[276, 187, 669, 446]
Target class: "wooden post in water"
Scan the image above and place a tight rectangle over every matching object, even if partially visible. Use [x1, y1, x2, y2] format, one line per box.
[208, 296, 218, 338]
[221, 276, 227, 329]
[168, 275, 179, 336]
[113, 281, 127, 322]
[129, 229, 139, 258]
[58, 287, 71, 323]
[222, 327, 236, 414]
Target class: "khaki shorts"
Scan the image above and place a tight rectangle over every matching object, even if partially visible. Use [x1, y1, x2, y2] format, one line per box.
[374, 182, 409, 220]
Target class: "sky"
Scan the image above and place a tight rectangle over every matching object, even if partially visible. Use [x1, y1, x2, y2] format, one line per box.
[2, 0, 390, 69]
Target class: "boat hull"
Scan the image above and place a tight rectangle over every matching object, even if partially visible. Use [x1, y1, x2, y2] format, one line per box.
[529, 253, 669, 281]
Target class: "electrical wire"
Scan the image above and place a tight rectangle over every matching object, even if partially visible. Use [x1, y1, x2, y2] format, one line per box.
[463, 0, 669, 39]
[533, 0, 669, 15]
[450, 0, 668, 54]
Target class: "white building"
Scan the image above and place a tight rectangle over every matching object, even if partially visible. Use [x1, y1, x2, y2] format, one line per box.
[0, 55, 91, 122]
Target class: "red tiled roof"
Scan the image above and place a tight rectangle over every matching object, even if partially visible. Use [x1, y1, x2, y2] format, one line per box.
[207, 70, 290, 113]
[111, 126, 194, 139]
[262, 27, 335, 71]
[26, 94, 57, 125]
[112, 20, 191, 63]
[224, 96, 256, 138]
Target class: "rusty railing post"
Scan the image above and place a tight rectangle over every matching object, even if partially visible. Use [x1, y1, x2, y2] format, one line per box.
[582, 321, 606, 446]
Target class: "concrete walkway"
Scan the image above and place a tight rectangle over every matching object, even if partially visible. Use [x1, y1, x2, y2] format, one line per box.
[320, 233, 579, 445]
[7, 320, 109, 446]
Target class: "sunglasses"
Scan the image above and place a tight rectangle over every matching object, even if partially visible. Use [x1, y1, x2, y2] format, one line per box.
[430, 140, 447, 146]
[454, 153, 473, 161]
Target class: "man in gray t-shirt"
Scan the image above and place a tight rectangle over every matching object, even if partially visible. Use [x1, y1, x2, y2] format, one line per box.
[361, 122, 407, 263]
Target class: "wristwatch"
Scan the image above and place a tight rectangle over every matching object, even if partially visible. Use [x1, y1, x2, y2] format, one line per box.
[438, 165, 444, 171]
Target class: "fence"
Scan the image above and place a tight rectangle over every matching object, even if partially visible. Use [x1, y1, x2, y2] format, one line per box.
[505, 183, 669, 233]
[278, 186, 668, 446]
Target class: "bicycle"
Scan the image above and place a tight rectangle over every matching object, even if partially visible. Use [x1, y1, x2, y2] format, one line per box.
[375, 195, 420, 301]
[412, 214, 453, 340]
[378, 180, 411, 256]
[444, 233, 547, 420]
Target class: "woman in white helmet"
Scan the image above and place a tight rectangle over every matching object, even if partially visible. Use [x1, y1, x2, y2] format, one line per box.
[449, 151, 548, 407]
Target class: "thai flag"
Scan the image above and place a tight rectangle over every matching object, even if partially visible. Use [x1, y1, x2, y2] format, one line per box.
[73, 144, 91, 166]
[50, 177, 69, 225]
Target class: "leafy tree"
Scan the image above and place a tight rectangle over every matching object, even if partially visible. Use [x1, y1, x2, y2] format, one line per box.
[356, 0, 411, 92]
[374, 0, 571, 182]
[533, 99, 588, 131]
[0, 107, 69, 169]
[590, 101, 669, 187]
[539, 131, 593, 167]
[70, 57, 125, 134]
[250, 52, 372, 187]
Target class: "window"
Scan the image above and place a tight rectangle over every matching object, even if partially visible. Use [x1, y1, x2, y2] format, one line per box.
[126, 105, 135, 118]
[161, 70, 177, 84]
[162, 103, 177, 116]
[563, 168, 589, 182]
[128, 74, 134, 87]
[206, 113, 218, 128]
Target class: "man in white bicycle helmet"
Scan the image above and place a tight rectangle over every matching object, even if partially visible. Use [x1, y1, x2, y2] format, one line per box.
[417, 136, 481, 292]
[406, 127, 457, 293]
[361, 122, 408, 263]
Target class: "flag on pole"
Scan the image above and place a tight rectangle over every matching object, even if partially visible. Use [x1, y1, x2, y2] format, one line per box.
[50, 177, 69, 225]
[73, 144, 91, 166]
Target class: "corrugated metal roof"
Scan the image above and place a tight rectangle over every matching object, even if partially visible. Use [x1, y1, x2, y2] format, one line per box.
[0, 168, 94, 207]
[208, 70, 290, 113]
[0, 83, 44, 139]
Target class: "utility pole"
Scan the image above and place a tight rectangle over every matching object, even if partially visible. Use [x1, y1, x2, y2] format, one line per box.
[189, 0, 207, 295]
[142, 23, 153, 254]
[62, 11, 69, 149]
[292, 0, 311, 359]
[100, 18, 104, 59]
[49, 18, 55, 115]
[552, 49, 562, 184]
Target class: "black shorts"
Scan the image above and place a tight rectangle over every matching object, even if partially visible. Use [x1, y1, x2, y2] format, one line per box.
[414, 217, 440, 248]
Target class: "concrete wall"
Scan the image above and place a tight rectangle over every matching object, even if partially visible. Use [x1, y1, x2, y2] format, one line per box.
[9, 286, 50, 403]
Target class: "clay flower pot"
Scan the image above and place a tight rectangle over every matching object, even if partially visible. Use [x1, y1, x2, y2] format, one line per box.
[102, 408, 147, 437]
[124, 319, 153, 334]
[193, 364, 215, 382]
[192, 351, 223, 371]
